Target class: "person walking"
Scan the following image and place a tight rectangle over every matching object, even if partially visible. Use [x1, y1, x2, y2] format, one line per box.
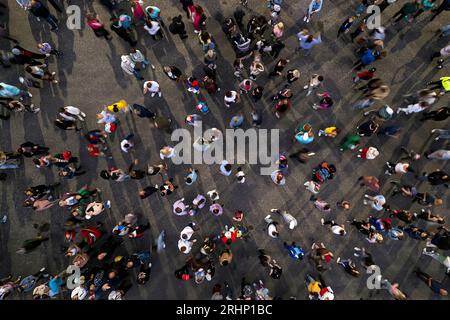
[143, 80, 162, 97]
[86, 14, 112, 40]
[130, 48, 155, 70]
[268, 58, 289, 77]
[303, 0, 324, 23]
[296, 30, 322, 55]
[28, 0, 59, 31]
[121, 55, 143, 80]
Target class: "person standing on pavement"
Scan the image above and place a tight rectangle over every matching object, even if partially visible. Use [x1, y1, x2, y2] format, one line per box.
[28, 0, 59, 32]
[268, 58, 289, 77]
[143, 80, 162, 97]
[121, 55, 143, 80]
[86, 14, 112, 40]
[303, 0, 324, 23]
[130, 48, 155, 70]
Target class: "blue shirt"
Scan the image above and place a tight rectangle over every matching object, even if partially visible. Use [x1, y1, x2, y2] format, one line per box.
[0, 82, 21, 97]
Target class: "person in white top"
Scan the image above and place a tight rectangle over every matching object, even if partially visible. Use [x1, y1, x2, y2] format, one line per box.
[143, 80, 162, 97]
[173, 198, 189, 216]
[264, 215, 280, 238]
[224, 90, 240, 108]
[160, 146, 175, 159]
[220, 160, 232, 176]
[178, 238, 196, 254]
[121, 54, 143, 80]
[236, 167, 245, 183]
[397, 101, 430, 115]
[120, 134, 134, 153]
[207, 189, 219, 201]
[321, 219, 346, 236]
[144, 20, 162, 40]
[363, 194, 386, 211]
[180, 222, 196, 240]
[271, 209, 298, 230]
[63, 106, 86, 121]
[129, 47, 155, 70]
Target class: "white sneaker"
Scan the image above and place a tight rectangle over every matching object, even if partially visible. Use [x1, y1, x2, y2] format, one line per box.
[270, 209, 278, 213]
[354, 247, 361, 251]
[19, 76, 25, 84]
[303, 85, 309, 90]
[336, 257, 341, 264]
[151, 65, 156, 70]
[264, 214, 271, 220]
[303, 16, 307, 22]
[431, 129, 437, 133]
[320, 218, 324, 225]
[151, 93, 156, 97]
[158, 92, 162, 97]
[27, 92, 32, 97]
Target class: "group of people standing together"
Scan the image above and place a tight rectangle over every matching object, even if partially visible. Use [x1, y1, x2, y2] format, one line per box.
[0, 0, 449, 301]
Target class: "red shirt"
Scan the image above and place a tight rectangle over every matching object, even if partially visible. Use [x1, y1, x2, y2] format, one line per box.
[357, 70, 375, 80]
[87, 144, 100, 157]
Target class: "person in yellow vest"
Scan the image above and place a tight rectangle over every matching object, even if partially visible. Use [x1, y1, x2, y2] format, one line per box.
[318, 126, 340, 138]
[427, 76, 450, 93]
[106, 99, 129, 113]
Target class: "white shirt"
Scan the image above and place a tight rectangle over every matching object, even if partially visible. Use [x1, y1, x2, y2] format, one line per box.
[180, 226, 194, 240]
[64, 106, 81, 115]
[268, 223, 278, 238]
[400, 103, 427, 114]
[120, 139, 133, 152]
[280, 211, 298, 230]
[144, 21, 161, 35]
[395, 163, 408, 174]
[224, 91, 238, 104]
[121, 55, 135, 75]
[331, 225, 346, 235]
[178, 239, 193, 254]
[173, 199, 188, 216]
[130, 50, 146, 63]
[143, 81, 160, 94]
[236, 171, 245, 183]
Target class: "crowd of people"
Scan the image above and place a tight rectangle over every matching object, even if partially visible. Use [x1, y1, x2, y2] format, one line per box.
[0, 0, 449, 300]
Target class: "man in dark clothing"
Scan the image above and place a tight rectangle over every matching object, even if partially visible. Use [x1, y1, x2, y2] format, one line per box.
[420, 107, 450, 122]
[29, 0, 59, 31]
[418, 170, 450, 187]
[17, 142, 49, 157]
[169, 15, 188, 39]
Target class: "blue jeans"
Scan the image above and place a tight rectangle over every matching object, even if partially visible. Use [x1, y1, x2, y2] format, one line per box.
[141, 59, 149, 68]
[353, 99, 374, 109]
[46, 14, 59, 30]
[132, 69, 142, 79]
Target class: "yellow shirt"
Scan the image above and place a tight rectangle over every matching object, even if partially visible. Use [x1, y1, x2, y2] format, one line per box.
[441, 77, 450, 92]
[324, 127, 336, 134]
[107, 100, 128, 113]
[308, 281, 321, 294]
